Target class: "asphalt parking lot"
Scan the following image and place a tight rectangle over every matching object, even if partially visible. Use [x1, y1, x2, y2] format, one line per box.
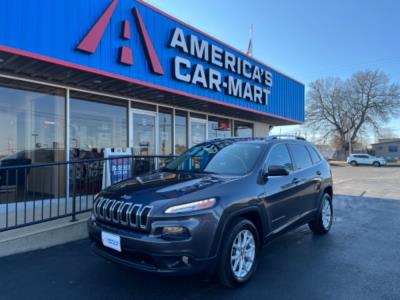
[1, 166, 400, 300]
[332, 164, 400, 199]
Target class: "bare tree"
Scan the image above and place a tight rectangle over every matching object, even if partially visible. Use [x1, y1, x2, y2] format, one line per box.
[306, 70, 400, 153]
[376, 127, 398, 140]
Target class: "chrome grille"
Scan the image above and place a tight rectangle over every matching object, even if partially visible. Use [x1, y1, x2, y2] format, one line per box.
[94, 197, 152, 230]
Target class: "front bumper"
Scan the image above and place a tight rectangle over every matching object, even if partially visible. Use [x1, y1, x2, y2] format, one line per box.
[88, 216, 218, 275]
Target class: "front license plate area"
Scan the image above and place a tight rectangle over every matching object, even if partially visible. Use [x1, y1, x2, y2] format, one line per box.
[101, 231, 121, 252]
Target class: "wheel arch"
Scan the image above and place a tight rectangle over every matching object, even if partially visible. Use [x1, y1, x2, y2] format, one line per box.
[323, 186, 333, 199]
[210, 206, 268, 257]
[316, 185, 333, 215]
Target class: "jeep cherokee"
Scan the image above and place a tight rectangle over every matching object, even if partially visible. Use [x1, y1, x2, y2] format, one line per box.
[88, 136, 334, 287]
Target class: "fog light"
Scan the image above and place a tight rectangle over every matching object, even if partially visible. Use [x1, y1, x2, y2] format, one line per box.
[162, 226, 185, 235]
[182, 256, 189, 265]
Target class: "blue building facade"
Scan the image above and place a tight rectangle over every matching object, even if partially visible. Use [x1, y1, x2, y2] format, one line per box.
[0, 0, 304, 123]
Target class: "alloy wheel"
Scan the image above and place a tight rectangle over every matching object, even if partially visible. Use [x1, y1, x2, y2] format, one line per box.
[322, 197, 332, 230]
[230, 229, 256, 279]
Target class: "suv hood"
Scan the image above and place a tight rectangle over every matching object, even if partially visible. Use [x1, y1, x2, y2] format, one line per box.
[99, 171, 235, 205]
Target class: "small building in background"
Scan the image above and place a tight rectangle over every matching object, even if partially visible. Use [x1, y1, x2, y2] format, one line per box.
[371, 139, 400, 161]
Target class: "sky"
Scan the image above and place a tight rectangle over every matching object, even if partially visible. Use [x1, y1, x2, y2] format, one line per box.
[145, 0, 400, 140]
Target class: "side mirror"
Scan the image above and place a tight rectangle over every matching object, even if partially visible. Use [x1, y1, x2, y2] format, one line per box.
[263, 165, 290, 178]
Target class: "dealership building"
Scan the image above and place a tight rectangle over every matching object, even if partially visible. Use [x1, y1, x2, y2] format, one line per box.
[0, 0, 304, 165]
[0, 0, 304, 209]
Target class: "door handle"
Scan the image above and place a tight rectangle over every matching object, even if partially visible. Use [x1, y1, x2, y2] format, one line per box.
[316, 170, 322, 176]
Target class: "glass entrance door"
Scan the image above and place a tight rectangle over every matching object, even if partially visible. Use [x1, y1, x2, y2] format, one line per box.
[132, 110, 156, 156]
[190, 118, 207, 147]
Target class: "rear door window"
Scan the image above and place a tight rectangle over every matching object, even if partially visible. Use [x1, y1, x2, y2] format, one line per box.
[288, 144, 313, 170]
[266, 144, 294, 171]
[308, 146, 322, 164]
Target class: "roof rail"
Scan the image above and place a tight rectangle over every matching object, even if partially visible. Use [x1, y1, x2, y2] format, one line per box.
[207, 137, 265, 142]
[266, 135, 306, 141]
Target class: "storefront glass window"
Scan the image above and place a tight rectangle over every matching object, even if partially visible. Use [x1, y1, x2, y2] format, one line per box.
[208, 116, 232, 139]
[175, 111, 187, 155]
[158, 108, 173, 156]
[0, 82, 65, 163]
[234, 121, 254, 138]
[70, 96, 127, 160]
[0, 79, 65, 202]
[190, 118, 207, 146]
[132, 111, 156, 156]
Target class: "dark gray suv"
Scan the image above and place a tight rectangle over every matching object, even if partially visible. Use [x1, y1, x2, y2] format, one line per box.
[88, 136, 333, 287]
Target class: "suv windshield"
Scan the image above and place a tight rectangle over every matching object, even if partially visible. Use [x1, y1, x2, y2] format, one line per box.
[165, 142, 265, 175]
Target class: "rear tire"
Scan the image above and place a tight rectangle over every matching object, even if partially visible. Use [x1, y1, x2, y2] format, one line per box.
[373, 161, 381, 167]
[217, 218, 260, 288]
[309, 193, 333, 235]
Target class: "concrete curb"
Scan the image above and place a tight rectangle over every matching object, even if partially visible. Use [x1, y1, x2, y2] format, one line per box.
[0, 213, 90, 258]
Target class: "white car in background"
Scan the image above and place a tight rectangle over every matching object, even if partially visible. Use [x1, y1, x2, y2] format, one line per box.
[347, 154, 387, 167]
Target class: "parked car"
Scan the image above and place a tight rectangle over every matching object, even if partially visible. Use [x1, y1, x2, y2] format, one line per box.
[346, 154, 387, 167]
[88, 136, 334, 288]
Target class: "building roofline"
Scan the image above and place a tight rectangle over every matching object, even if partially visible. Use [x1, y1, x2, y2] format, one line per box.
[371, 140, 400, 146]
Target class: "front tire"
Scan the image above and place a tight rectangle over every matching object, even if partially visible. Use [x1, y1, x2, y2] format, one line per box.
[217, 218, 260, 288]
[350, 161, 358, 166]
[373, 161, 381, 167]
[309, 193, 333, 235]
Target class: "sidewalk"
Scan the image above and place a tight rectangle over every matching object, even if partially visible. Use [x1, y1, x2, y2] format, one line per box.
[0, 211, 90, 257]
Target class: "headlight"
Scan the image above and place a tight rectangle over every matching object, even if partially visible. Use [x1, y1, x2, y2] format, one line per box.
[164, 198, 216, 214]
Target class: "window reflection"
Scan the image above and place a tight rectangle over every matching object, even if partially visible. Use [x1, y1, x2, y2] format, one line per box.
[0, 83, 65, 164]
[234, 121, 254, 138]
[133, 112, 156, 156]
[70, 97, 127, 160]
[175, 111, 187, 155]
[191, 119, 207, 146]
[0, 80, 65, 202]
[159, 109, 172, 156]
[208, 116, 232, 139]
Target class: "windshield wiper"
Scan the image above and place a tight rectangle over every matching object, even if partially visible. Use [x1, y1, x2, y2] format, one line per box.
[161, 168, 218, 175]
[191, 170, 218, 175]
